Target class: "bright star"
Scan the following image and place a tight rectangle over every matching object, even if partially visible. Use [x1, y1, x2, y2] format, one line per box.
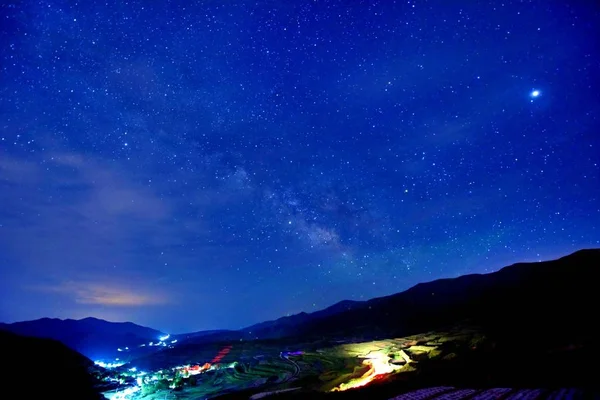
[530, 89, 540, 98]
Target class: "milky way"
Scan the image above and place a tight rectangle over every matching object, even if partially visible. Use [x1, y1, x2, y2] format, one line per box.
[1, 1, 598, 333]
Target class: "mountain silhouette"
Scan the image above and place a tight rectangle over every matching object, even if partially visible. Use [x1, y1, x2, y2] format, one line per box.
[0, 330, 105, 399]
[3, 249, 597, 359]
[169, 249, 599, 347]
[0, 316, 163, 360]
[264, 248, 599, 344]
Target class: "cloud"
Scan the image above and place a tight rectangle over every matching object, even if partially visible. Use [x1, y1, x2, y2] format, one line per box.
[49, 152, 169, 220]
[0, 152, 168, 223]
[28, 281, 169, 306]
[0, 156, 39, 184]
[0, 151, 177, 280]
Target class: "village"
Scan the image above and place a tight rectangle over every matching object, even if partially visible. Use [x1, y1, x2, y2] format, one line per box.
[100, 344, 238, 399]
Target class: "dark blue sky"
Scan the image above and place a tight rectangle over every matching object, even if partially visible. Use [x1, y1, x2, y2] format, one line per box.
[1, 0, 598, 334]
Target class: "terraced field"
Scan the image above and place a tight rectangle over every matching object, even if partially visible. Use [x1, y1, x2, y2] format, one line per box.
[172, 358, 297, 399]
[119, 324, 592, 400]
[166, 326, 483, 398]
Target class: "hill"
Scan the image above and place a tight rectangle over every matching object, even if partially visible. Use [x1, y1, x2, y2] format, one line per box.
[293, 248, 599, 343]
[0, 330, 105, 399]
[174, 299, 365, 345]
[0, 316, 164, 360]
[173, 329, 233, 342]
[242, 300, 364, 338]
[148, 249, 598, 347]
[232, 249, 598, 343]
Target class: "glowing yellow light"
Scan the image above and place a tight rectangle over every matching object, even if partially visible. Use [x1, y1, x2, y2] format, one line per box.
[332, 351, 403, 392]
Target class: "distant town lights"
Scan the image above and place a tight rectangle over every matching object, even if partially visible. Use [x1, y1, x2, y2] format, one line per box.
[94, 360, 124, 369]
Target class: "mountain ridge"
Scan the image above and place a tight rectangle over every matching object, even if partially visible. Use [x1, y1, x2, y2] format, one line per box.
[296, 247, 599, 341]
[240, 248, 599, 335]
[0, 315, 165, 360]
[165, 248, 599, 345]
[3, 249, 598, 355]
[246, 248, 598, 333]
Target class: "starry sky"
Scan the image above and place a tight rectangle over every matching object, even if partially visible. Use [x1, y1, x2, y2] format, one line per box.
[1, 1, 599, 334]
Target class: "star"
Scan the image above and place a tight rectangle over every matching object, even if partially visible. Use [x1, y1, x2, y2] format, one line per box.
[0, 0, 597, 334]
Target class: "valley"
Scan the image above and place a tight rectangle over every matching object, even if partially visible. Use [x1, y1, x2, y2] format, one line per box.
[102, 325, 487, 399]
[2, 250, 598, 399]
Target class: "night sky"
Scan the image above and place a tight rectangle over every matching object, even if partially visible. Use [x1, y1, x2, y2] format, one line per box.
[1, 1, 599, 334]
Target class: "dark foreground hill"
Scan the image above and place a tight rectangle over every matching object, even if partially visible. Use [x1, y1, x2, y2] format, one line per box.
[0, 330, 105, 399]
[297, 248, 599, 345]
[199, 249, 598, 345]
[0, 316, 164, 360]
